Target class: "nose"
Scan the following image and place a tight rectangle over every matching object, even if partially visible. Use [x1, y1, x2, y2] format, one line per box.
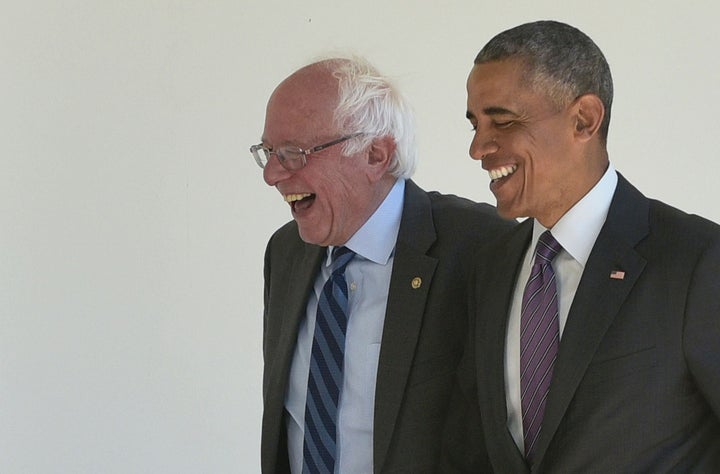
[469, 128, 499, 161]
[262, 153, 291, 186]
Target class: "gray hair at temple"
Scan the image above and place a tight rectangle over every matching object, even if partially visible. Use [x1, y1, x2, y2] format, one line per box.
[475, 21, 614, 142]
[320, 56, 417, 179]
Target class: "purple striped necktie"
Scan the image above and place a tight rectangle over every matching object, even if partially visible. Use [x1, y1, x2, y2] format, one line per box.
[520, 230, 562, 463]
[303, 246, 355, 474]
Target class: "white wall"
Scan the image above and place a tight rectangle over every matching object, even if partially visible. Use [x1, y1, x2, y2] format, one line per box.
[2, 1, 718, 472]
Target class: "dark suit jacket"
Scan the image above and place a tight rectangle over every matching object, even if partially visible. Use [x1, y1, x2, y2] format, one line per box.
[442, 174, 720, 473]
[260, 179, 513, 473]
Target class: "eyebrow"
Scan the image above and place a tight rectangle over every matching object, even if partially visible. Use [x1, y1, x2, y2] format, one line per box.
[466, 106, 519, 120]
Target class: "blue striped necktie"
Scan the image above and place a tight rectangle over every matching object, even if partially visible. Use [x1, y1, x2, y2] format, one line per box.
[303, 246, 355, 474]
[520, 231, 562, 463]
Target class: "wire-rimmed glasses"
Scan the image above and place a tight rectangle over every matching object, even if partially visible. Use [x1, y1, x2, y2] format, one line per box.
[250, 133, 363, 171]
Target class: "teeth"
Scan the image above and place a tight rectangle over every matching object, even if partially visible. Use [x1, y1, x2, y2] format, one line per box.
[488, 165, 518, 180]
[284, 193, 312, 203]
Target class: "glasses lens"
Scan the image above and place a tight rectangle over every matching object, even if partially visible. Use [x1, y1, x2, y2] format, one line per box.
[250, 145, 269, 168]
[278, 147, 305, 171]
[250, 144, 307, 171]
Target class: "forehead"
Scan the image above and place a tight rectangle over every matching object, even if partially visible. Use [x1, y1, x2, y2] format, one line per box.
[466, 59, 548, 114]
[263, 66, 339, 142]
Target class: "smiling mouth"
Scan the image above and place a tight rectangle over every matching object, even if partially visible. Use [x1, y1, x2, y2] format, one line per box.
[284, 193, 312, 203]
[488, 165, 518, 182]
[284, 193, 316, 212]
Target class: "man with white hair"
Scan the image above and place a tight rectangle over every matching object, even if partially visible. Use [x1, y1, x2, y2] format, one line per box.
[253, 56, 513, 473]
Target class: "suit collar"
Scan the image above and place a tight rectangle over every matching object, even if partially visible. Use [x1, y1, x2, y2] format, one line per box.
[373, 179, 440, 472]
[549, 164, 618, 267]
[265, 243, 323, 399]
[345, 178, 405, 265]
[393, 179, 437, 253]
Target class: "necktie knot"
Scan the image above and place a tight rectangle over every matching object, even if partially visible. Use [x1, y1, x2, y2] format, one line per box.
[534, 231, 562, 265]
[331, 246, 355, 274]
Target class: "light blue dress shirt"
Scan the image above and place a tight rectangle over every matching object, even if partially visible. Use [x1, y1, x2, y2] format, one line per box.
[285, 178, 405, 473]
[505, 165, 618, 452]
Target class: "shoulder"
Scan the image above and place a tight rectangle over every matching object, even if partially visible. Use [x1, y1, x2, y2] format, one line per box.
[647, 199, 720, 249]
[612, 175, 720, 255]
[264, 220, 306, 266]
[624, 198, 720, 283]
[267, 219, 300, 246]
[399, 181, 514, 249]
[413, 188, 517, 261]
[616, 173, 720, 243]
[425, 189, 515, 235]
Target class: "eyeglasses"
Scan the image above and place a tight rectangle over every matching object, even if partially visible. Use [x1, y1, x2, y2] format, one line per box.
[250, 133, 363, 171]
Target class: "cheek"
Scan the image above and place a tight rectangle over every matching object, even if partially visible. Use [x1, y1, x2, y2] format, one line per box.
[316, 177, 352, 218]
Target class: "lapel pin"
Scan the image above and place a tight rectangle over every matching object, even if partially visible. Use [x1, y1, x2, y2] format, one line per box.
[610, 270, 625, 280]
[411, 277, 422, 289]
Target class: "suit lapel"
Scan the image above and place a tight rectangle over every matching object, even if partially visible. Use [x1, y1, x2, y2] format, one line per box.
[273, 244, 324, 388]
[264, 243, 323, 470]
[532, 175, 650, 468]
[373, 180, 439, 472]
[478, 220, 533, 471]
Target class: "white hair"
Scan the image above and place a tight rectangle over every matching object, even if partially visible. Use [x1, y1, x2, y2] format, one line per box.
[323, 56, 417, 179]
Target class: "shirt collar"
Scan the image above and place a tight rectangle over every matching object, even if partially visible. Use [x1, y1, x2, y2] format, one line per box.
[532, 163, 618, 267]
[326, 178, 405, 266]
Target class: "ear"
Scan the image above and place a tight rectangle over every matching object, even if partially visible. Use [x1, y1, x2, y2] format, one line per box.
[572, 94, 604, 142]
[365, 135, 396, 182]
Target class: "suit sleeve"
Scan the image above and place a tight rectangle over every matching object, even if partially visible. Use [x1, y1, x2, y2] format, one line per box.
[440, 353, 493, 472]
[439, 270, 494, 473]
[684, 234, 720, 418]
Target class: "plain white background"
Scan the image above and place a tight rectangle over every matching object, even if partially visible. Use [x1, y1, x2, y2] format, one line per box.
[2, 1, 719, 472]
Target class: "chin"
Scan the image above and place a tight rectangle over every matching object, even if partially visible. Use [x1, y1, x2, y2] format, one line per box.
[297, 228, 320, 245]
[495, 206, 515, 220]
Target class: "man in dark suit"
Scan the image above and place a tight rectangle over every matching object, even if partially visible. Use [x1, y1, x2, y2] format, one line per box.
[442, 21, 720, 472]
[253, 56, 512, 473]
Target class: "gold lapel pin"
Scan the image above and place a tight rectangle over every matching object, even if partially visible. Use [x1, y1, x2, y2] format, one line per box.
[411, 277, 422, 289]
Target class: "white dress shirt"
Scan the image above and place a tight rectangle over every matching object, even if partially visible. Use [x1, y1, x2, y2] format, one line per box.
[285, 178, 405, 473]
[505, 165, 618, 452]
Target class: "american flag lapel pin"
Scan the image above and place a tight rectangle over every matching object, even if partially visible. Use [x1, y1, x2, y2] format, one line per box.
[610, 270, 625, 280]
